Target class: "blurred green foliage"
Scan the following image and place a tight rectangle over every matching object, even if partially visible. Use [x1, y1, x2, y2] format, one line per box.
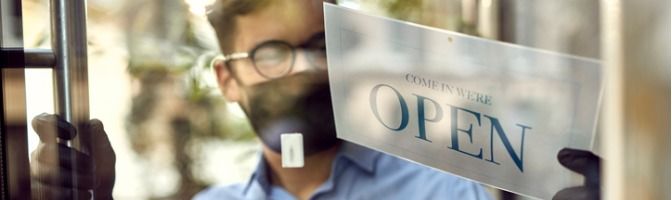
[122, 0, 254, 199]
[382, 0, 424, 23]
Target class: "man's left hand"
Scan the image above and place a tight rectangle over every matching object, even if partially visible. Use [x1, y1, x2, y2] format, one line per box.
[553, 148, 601, 200]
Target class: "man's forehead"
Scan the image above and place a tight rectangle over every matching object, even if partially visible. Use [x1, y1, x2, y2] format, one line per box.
[231, 0, 324, 52]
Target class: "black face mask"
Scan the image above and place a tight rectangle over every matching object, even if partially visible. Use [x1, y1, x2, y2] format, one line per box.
[241, 72, 341, 156]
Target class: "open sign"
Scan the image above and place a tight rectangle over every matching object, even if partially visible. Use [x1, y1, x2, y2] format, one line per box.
[369, 83, 531, 172]
[325, 4, 601, 199]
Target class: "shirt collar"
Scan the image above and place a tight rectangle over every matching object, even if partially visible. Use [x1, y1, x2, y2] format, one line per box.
[243, 153, 271, 195]
[242, 142, 382, 195]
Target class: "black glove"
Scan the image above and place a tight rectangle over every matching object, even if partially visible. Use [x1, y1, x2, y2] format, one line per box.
[553, 148, 601, 200]
[30, 113, 116, 200]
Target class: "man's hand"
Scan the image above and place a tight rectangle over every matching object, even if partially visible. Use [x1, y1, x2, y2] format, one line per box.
[553, 148, 601, 200]
[30, 113, 116, 200]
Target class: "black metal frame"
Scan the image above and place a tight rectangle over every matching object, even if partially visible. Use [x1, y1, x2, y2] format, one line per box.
[1, 0, 31, 199]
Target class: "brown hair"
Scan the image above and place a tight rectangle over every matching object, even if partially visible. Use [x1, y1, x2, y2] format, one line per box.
[206, 0, 271, 53]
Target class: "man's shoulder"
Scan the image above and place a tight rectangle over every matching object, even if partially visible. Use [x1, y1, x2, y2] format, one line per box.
[192, 183, 247, 200]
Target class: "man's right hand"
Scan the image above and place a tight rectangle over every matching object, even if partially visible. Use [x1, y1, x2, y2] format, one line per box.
[30, 113, 116, 200]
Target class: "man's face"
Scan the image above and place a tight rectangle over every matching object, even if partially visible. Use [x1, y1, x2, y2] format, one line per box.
[214, 0, 339, 154]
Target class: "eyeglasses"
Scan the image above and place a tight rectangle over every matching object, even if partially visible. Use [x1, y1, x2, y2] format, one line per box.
[214, 33, 327, 81]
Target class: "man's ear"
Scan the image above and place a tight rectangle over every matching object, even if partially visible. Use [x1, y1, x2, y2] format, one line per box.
[213, 60, 242, 102]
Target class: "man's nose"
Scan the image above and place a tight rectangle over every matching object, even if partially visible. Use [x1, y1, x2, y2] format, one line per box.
[291, 49, 327, 74]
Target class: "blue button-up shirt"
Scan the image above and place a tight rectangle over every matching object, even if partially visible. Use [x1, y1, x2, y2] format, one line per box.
[194, 142, 492, 200]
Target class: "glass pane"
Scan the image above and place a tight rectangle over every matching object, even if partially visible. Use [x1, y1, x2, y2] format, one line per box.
[19, 0, 605, 199]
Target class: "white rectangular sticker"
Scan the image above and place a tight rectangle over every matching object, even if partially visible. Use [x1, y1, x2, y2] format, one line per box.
[281, 133, 305, 168]
[324, 4, 602, 199]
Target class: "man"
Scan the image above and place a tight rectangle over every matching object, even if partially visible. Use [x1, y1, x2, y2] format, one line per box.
[29, 0, 599, 199]
[195, 0, 490, 199]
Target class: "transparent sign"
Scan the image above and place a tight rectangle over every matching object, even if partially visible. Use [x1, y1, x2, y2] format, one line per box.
[324, 4, 602, 199]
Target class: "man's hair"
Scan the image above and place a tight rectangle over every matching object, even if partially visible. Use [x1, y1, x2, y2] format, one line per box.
[206, 0, 271, 53]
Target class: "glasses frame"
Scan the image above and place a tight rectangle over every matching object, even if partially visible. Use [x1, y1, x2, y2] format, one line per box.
[212, 32, 327, 84]
[216, 40, 298, 80]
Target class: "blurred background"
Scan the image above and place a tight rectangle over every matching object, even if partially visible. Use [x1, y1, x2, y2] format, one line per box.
[15, 0, 668, 199]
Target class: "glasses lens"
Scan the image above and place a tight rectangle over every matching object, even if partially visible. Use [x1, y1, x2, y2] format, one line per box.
[252, 42, 294, 78]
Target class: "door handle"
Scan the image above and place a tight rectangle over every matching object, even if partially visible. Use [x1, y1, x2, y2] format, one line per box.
[50, 0, 92, 199]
